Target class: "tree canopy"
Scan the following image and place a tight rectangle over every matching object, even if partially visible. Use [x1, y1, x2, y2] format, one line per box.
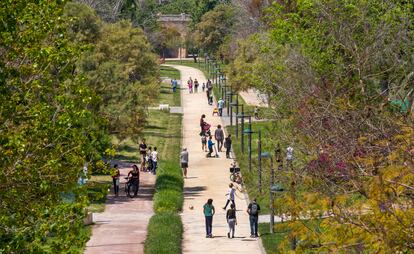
[229, 0, 414, 252]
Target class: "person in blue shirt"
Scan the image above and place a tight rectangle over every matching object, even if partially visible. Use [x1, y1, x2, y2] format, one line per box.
[207, 136, 215, 157]
[203, 198, 215, 238]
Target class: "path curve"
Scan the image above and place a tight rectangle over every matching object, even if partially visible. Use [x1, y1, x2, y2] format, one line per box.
[85, 165, 155, 254]
[165, 64, 264, 254]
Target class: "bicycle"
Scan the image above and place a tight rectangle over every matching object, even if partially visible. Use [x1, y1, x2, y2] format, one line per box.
[124, 177, 139, 198]
[229, 165, 242, 184]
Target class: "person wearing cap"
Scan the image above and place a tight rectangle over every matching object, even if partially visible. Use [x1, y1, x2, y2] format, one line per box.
[180, 147, 189, 178]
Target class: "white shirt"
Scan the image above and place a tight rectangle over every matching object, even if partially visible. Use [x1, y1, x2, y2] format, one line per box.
[228, 187, 235, 200]
[151, 151, 158, 162]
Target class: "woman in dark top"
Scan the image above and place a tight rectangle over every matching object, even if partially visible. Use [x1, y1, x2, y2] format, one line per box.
[226, 203, 237, 238]
[139, 139, 147, 171]
[200, 114, 206, 133]
[127, 165, 140, 197]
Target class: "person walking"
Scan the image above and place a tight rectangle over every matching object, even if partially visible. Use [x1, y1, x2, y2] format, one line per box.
[207, 136, 215, 157]
[139, 139, 147, 171]
[217, 98, 224, 116]
[127, 165, 140, 197]
[188, 77, 193, 93]
[203, 198, 215, 238]
[226, 204, 237, 238]
[111, 164, 120, 197]
[180, 148, 189, 178]
[202, 82, 205, 92]
[194, 78, 199, 93]
[171, 79, 177, 92]
[225, 134, 232, 159]
[223, 183, 236, 210]
[201, 133, 207, 152]
[151, 147, 158, 175]
[247, 198, 261, 237]
[214, 125, 224, 152]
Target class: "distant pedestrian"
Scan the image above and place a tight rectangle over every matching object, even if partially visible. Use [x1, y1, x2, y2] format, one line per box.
[194, 78, 199, 93]
[207, 136, 215, 157]
[188, 77, 193, 93]
[208, 92, 213, 105]
[203, 198, 215, 238]
[214, 125, 224, 152]
[223, 183, 236, 210]
[286, 146, 294, 168]
[254, 106, 259, 120]
[217, 98, 224, 116]
[146, 146, 153, 172]
[225, 134, 232, 159]
[139, 139, 147, 171]
[151, 147, 158, 175]
[201, 133, 207, 152]
[111, 164, 120, 197]
[226, 204, 237, 238]
[180, 148, 189, 178]
[247, 198, 261, 238]
[202, 82, 206, 92]
[171, 79, 178, 92]
[207, 79, 212, 91]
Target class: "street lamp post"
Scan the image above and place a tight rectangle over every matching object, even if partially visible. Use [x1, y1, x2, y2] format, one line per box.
[230, 98, 242, 137]
[237, 106, 251, 153]
[243, 124, 254, 172]
[258, 130, 262, 193]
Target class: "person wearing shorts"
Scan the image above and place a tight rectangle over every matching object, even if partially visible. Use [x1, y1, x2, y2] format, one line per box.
[180, 148, 189, 178]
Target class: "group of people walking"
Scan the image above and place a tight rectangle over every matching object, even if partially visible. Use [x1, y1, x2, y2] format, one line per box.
[203, 196, 261, 239]
[178, 74, 262, 240]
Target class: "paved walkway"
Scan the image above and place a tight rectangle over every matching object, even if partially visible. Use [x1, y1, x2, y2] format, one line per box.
[85, 164, 156, 254]
[165, 64, 264, 254]
[239, 89, 268, 107]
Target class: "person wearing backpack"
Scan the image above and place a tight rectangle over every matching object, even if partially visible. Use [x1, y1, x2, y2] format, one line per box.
[203, 198, 215, 238]
[247, 198, 261, 237]
[226, 204, 237, 238]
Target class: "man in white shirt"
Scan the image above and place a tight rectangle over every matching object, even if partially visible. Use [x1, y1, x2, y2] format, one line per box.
[151, 147, 158, 175]
[217, 98, 224, 116]
[223, 183, 236, 210]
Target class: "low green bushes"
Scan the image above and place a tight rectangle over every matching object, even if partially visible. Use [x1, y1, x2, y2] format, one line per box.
[153, 160, 184, 213]
[145, 212, 183, 254]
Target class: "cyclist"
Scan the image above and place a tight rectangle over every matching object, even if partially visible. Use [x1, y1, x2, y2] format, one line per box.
[127, 165, 140, 197]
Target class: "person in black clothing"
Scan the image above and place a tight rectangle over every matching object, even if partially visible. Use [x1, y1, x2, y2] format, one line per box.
[111, 164, 120, 197]
[224, 134, 232, 159]
[226, 204, 237, 238]
[127, 165, 140, 197]
[247, 198, 261, 237]
[139, 139, 147, 171]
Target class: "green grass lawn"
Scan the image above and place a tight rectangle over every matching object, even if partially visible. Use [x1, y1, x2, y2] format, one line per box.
[160, 65, 180, 80]
[86, 175, 112, 213]
[154, 83, 181, 107]
[143, 65, 184, 253]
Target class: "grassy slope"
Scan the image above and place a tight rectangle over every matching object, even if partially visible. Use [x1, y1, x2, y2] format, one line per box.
[144, 66, 183, 254]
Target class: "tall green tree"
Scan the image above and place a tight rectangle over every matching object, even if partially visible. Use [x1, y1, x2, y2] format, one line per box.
[193, 4, 235, 55]
[77, 20, 159, 140]
[0, 1, 105, 252]
[230, 0, 414, 252]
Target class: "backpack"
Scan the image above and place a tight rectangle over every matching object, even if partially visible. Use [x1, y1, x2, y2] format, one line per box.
[250, 203, 258, 215]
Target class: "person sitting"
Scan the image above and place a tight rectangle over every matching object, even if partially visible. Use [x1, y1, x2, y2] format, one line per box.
[212, 107, 219, 116]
